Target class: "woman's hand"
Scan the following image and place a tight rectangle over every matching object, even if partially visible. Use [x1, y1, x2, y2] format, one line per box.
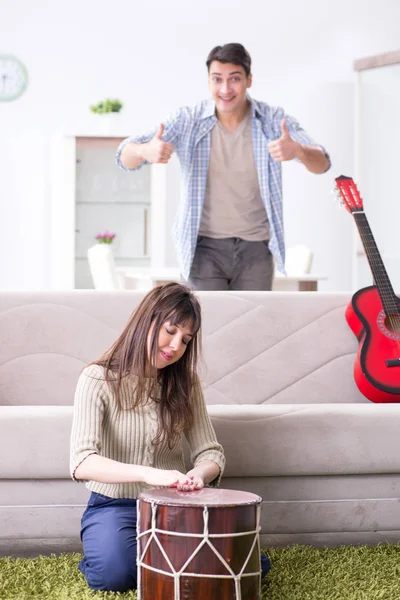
[142, 467, 192, 488]
[176, 475, 204, 492]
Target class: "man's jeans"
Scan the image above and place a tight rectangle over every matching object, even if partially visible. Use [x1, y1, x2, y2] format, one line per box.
[189, 236, 274, 291]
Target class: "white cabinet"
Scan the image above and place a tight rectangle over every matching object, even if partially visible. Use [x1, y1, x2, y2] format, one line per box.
[50, 134, 181, 289]
[50, 134, 152, 289]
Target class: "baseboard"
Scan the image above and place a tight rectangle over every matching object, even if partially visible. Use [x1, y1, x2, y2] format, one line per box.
[0, 537, 82, 558]
[260, 530, 400, 547]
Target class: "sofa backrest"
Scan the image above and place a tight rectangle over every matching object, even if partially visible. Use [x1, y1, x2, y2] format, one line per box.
[0, 291, 366, 406]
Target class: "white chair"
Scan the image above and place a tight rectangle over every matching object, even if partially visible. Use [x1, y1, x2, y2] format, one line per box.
[87, 244, 126, 290]
[285, 245, 313, 275]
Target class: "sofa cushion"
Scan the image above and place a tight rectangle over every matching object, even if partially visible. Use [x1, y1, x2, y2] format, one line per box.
[0, 406, 73, 478]
[0, 291, 366, 407]
[2, 404, 400, 479]
[210, 404, 400, 476]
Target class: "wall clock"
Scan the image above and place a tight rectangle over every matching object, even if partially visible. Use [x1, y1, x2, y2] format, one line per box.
[0, 55, 28, 101]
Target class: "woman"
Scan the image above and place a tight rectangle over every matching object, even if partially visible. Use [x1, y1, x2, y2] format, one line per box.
[70, 282, 270, 591]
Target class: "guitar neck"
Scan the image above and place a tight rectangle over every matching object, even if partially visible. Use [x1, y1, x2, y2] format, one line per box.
[353, 211, 398, 314]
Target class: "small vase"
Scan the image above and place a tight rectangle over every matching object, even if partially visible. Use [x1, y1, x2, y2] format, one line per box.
[99, 112, 121, 134]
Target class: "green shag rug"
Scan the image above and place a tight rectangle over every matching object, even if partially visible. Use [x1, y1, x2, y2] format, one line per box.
[1, 544, 400, 600]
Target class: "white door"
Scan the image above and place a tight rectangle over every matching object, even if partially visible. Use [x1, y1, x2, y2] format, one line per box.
[355, 60, 400, 294]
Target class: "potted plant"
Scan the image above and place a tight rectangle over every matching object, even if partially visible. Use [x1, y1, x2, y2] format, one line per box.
[90, 99, 123, 133]
[90, 99, 123, 114]
[95, 230, 116, 244]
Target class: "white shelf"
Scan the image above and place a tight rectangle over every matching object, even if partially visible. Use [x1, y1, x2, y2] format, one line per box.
[50, 134, 153, 289]
[76, 201, 150, 206]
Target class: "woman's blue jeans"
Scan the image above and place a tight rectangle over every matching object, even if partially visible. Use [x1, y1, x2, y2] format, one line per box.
[79, 491, 271, 592]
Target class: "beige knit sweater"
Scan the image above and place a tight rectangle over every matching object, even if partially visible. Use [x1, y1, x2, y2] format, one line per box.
[70, 364, 225, 498]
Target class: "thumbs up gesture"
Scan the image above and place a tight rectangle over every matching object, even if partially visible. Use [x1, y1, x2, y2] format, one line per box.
[267, 118, 300, 162]
[142, 124, 174, 164]
[155, 123, 165, 140]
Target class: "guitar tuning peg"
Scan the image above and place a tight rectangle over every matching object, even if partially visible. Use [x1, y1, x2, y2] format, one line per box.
[330, 188, 341, 202]
[330, 189, 345, 209]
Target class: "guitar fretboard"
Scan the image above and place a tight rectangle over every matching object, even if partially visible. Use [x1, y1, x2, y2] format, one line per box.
[353, 212, 400, 316]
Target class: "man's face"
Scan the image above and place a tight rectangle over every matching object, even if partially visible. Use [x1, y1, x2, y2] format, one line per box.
[208, 61, 252, 115]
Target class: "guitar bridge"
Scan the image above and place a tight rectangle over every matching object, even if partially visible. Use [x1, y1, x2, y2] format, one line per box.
[386, 358, 400, 368]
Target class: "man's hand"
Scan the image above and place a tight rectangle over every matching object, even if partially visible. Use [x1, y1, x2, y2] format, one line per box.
[268, 118, 300, 162]
[141, 124, 174, 164]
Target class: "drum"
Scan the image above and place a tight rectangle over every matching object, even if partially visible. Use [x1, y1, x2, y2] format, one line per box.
[137, 487, 262, 600]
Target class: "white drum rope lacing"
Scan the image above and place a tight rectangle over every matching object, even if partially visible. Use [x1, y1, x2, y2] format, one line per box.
[137, 501, 261, 600]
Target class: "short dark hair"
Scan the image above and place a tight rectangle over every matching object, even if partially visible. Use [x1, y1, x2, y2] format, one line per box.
[206, 43, 251, 77]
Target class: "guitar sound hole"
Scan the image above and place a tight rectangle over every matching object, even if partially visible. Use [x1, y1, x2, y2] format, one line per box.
[385, 314, 400, 335]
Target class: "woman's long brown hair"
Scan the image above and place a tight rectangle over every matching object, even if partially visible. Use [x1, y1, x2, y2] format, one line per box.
[91, 282, 202, 447]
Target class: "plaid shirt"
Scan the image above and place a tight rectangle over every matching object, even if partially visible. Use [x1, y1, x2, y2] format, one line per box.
[116, 96, 330, 280]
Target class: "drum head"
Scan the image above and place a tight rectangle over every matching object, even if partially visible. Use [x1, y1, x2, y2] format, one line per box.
[138, 487, 262, 507]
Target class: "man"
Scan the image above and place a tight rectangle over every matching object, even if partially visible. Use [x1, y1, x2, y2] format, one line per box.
[116, 43, 330, 291]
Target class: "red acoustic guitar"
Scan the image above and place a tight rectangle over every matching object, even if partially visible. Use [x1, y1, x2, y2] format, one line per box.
[335, 175, 400, 403]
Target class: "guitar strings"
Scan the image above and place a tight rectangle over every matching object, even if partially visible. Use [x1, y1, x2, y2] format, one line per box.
[353, 212, 400, 338]
[335, 179, 400, 343]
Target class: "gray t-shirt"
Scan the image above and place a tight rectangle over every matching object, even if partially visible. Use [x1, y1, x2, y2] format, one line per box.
[199, 109, 270, 241]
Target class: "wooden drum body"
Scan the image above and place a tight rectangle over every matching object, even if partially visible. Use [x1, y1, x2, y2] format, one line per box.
[137, 488, 262, 600]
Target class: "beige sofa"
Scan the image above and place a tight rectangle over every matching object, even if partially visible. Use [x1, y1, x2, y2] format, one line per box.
[1, 290, 400, 558]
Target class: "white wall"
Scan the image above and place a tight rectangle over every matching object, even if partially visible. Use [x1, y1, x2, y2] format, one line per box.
[1, 0, 399, 290]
